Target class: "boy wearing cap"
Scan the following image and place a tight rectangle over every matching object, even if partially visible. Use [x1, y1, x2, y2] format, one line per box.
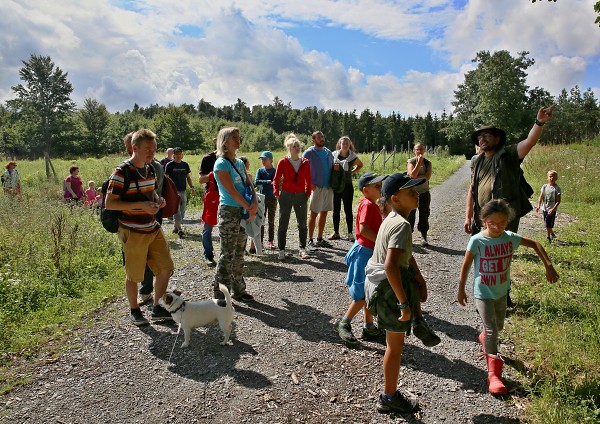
[337, 172, 387, 346]
[364, 173, 437, 414]
[165, 147, 196, 236]
[254, 151, 277, 250]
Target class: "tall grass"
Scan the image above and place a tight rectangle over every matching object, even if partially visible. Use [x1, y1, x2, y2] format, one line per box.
[510, 143, 600, 423]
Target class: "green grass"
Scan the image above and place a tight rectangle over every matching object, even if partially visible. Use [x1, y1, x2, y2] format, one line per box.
[0, 149, 463, 395]
[509, 143, 600, 423]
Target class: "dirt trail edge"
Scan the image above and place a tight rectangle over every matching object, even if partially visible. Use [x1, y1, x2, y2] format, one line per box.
[2, 162, 522, 424]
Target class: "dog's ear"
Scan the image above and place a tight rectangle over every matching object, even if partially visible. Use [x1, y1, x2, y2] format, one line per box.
[174, 289, 183, 296]
[164, 294, 174, 305]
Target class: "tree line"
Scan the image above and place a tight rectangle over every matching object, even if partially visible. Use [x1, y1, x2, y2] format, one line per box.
[1, 51, 599, 164]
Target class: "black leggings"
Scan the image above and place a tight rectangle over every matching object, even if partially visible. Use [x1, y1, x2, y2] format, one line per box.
[333, 183, 354, 234]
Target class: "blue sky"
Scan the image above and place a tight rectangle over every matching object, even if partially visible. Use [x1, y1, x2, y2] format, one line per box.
[1, 0, 599, 117]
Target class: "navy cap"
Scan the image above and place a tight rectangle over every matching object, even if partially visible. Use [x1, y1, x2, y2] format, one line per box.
[382, 173, 426, 201]
[259, 151, 273, 159]
[173, 147, 183, 153]
[358, 172, 387, 190]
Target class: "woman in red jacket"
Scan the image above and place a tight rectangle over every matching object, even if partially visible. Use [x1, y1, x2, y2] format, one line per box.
[273, 133, 312, 260]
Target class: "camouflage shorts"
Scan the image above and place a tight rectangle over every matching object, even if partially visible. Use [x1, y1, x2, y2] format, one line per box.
[366, 266, 418, 334]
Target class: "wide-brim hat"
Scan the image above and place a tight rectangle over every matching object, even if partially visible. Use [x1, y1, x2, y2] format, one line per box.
[358, 172, 387, 190]
[471, 125, 506, 146]
[382, 173, 426, 201]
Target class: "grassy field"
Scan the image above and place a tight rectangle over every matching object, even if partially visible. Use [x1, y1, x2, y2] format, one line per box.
[511, 143, 600, 423]
[3, 144, 598, 423]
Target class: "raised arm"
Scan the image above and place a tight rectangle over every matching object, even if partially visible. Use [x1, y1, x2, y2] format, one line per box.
[517, 105, 555, 160]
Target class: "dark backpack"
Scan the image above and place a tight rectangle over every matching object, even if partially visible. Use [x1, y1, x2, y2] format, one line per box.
[330, 165, 346, 194]
[100, 161, 141, 233]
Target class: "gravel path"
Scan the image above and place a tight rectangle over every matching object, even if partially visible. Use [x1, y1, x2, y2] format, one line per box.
[1, 161, 523, 423]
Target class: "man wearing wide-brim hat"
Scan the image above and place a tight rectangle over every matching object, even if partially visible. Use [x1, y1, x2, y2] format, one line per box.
[464, 105, 556, 236]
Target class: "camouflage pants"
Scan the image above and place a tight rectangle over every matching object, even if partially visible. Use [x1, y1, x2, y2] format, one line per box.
[214, 205, 248, 297]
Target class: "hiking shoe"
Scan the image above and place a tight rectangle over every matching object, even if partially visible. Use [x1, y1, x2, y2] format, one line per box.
[316, 238, 331, 248]
[328, 232, 341, 240]
[337, 319, 359, 346]
[233, 293, 254, 302]
[547, 236, 552, 243]
[347, 234, 355, 242]
[306, 240, 317, 251]
[138, 293, 153, 306]
[248, 246, 256, 254]
[172, 228, 180, 234]
[413, 317, 441, 347]
[299, 248, 310, 259]
[131, 309, 149, 326]
[377, 390, 420, 414]
[550, 232, 556, 240]
[361, 325, 386, 342]
[420, 233, 429, 246]
[278, 250, 286, 260]
[151, 304, 173, 322]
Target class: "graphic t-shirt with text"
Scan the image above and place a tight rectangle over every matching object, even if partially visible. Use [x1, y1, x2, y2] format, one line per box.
[467, 230, 522, 300]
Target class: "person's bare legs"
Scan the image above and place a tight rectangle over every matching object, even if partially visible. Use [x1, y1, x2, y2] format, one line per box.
[383, 331, 405, 394]
[317, 211, 328, 240]
[153, 270, 170, 305]
[308, 211, 318, 241]
[126, 280, 139, 308]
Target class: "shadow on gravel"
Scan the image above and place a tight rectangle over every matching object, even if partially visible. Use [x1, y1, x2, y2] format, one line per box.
[425, 314, 479, 343]
[414, 244, 465, 257]
[139, 324, 272, 389]
[233, 298, 337, 344]
[244, 261, 314, 283]
[404, 345, 486, 393]
[473, 414, 520, 423]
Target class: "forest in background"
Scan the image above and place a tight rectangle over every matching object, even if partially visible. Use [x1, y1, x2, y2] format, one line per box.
[1, 50, 599, 166]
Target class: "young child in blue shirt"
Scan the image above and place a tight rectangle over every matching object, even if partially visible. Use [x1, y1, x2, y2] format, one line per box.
[337, 172, 387, 346]
[458, 199, 558, 395]
[254, 151, 278, 250]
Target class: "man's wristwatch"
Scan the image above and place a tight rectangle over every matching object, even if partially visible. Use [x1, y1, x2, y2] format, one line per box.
[398, 302, 409, 310]
[535, 118, 545, 127]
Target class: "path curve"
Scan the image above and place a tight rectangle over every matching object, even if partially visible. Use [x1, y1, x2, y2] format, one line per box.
[2, 161, 522, 423]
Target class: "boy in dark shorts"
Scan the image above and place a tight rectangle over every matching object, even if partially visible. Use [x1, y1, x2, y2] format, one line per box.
[364, 173, 432, 414]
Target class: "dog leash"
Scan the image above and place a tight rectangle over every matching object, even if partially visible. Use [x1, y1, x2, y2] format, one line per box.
[167, 302, 186, 363]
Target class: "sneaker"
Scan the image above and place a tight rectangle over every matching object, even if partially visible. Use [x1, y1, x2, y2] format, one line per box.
[316, 238, 331, 248]
[299, 248, 310, 259]
[278, 250, 286, 260]
[268, 241, 277, 250]
[328, 232, 341, 240]
[131, 309, 149, 326]
[550, 232, 556, 240]
[248, 246, 256, 254]
[547, 236, 552, 243]
[151, 304, 173, 322]
[205, 257, 216, 267]
[337, 319, 359, 346]
[347, 234, 355, 242]
[412, 317, 441, 347]
[138, 293, 153, 306]
[172, 228, 180, 234]
[377, 390, 420, 414]
[420, 233, 429, 246]
[233, 292, 254, 302]
[178, 229, 185, 237]
[307, 240, 318, 251]
[361, 325, 386, 342]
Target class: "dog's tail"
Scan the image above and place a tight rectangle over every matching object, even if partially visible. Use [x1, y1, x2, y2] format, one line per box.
[218, 283, 232, 308]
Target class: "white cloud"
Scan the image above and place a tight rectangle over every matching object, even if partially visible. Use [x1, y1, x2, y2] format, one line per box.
[0, 0, 598, 118]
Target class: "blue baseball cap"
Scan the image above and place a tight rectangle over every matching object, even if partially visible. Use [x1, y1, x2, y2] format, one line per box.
[358, 172, 387, 190]
[382, 173, 426, 201]
[259, 151, 273, 159]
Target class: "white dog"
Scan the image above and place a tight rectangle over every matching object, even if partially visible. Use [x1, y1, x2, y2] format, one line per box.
[160, 284, 234, 348]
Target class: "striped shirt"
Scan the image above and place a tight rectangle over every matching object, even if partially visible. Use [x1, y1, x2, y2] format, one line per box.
[108, 161, 159, 233]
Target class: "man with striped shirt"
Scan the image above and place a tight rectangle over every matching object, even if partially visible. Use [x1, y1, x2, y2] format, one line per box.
[105, 129, 174, 325]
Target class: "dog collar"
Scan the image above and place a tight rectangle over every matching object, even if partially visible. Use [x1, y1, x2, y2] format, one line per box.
[171, 300, 186, 314]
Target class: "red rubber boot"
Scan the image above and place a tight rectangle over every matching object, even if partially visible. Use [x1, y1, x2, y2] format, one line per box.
[486, 353, 508, 395]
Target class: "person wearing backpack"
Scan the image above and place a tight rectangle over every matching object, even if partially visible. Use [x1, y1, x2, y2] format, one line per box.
[105, 128, 174, 326]
[406, 143, 432, 246]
